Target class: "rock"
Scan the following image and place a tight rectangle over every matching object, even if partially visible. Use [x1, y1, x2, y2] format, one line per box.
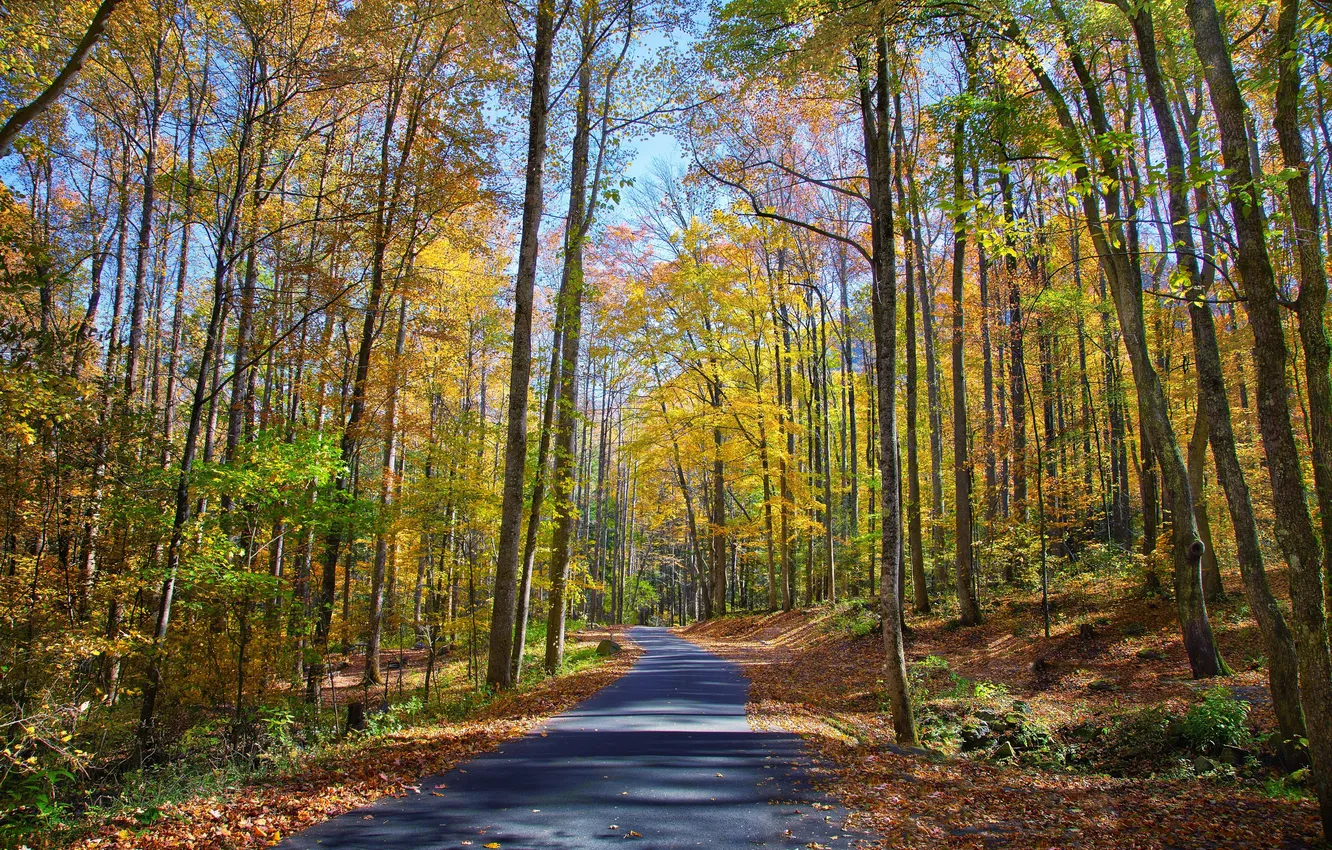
[1220, 745, 1249, 767]
[1136, 648, 1165, 661]
[960, 722, 993, 752]
[1003, 713, 1025, 729]
[992, 741, 1017, 761]
[596, 638, 622, 656]
[1267, 733, 1311, 772]
[1167, 718, 1189, 748]
[1087, 679, 1117, 693]
[1122, 622, 1148, 637]
[976, 709, 1006, 727]
[1193, 755, 1216, 774]
[1011, 701, 1031, 715]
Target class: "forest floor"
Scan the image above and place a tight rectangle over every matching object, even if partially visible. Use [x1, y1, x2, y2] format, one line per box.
[52, 627, 640, 850]
[682, 573, 1326, 849]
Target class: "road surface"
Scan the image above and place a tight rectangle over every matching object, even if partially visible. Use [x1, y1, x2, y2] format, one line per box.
[283, 627, 853, 849]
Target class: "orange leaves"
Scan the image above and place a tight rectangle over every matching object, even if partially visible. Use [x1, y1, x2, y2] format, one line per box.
[68, 646, 639, 850]
[684, 609, 1325, 849]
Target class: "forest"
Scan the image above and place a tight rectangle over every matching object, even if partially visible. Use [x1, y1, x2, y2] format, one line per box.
[2, 0, 1332, 844]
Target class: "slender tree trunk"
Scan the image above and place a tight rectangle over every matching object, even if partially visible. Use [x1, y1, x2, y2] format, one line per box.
[896, 95, 928, 614]
[366, 297, 408, 684]
[1000, 169, 1027, 524]
[950, 113, 979, 626]
[546, 24, 594, 670]
[126, 79, 161, 398]
[488, 0, 559, 688]
[0, 0, 126, 155]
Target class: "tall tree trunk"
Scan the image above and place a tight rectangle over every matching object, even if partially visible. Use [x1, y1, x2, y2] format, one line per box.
[366, 297, 408, 684]
[513, 310, 561, 677]
[1187, 0, 1332, 827]
[546, 23, 593, 670]
[125, 67, 161, 398]
[1011, 7, 1225, 677]
[487, 0, 559, 689]
[860, 39, 917, 746]
[950, 112, 979, 626]
[1000, 169, 1027, 525]
[896, 93, 928, 614]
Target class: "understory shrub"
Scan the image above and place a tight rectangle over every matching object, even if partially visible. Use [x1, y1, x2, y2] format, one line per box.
[1180, 687, 1250, 752]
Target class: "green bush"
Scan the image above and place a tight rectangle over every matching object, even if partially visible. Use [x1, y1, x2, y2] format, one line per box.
[1180, 687, 1250, 751]
[363, 697, 424, 737]
[827, 599, 879, 639]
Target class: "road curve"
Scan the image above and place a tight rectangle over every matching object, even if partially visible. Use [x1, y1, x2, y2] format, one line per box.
[282, 626, 853, 849]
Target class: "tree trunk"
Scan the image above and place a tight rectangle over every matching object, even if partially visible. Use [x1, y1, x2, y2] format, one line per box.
[0, 0, 126, 155]
[860, 39, 917, 746]
[1187, 0, 1332, 827]
[950, 113, 979, 626]
[487, 0, 559, 689]
[1012, 7, 1224, 677]
[896, 93, 928, 614]
[546, 22, 595, 670]
[366, 297, 408, 684]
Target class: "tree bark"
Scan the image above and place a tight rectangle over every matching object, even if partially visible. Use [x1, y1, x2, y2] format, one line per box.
[1187, 0, 1332, 826]
[950, 112, 979, 626]
[860, 38, 917, 746]
[487, 0, 559, 689]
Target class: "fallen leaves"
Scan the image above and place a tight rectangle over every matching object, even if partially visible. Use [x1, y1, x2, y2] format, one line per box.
[684, 609, 1324, 849]
[63, 635, 640, 850]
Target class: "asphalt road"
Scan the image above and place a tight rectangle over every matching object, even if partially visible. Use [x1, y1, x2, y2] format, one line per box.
[282, 627, 853, 849]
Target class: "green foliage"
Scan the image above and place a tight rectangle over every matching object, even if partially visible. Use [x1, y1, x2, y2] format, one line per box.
[362, 697, 424, 737]
[827, 598, 878, 639]
[988, 526, 1042, 586]
[1072, 542, 1136, 577]
[0, 763, 75, 841]
[909, 654, 1009, 702]
[1180, 688, 1251, 751]
[1262, 774, 1313, 802]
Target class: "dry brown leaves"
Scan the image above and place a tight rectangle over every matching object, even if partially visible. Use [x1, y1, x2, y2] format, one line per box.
[68, 631, 640, 850]
[684, 604, 1323, 850]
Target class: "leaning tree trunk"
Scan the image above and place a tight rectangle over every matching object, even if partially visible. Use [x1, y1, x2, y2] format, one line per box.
[1012, 6, 1224, 677]
[0, 0, 126, 155]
